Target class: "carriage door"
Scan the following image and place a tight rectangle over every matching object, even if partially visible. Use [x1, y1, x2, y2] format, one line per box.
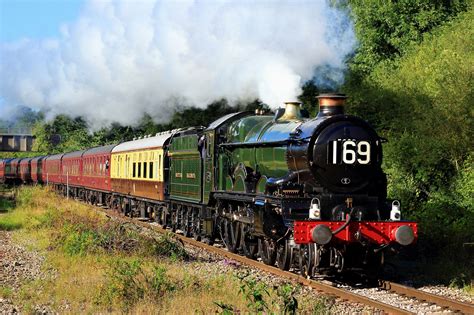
[202, 131, 215, 204]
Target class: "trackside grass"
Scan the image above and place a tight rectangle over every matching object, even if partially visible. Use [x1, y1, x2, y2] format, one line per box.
[0, 186, 332, 313]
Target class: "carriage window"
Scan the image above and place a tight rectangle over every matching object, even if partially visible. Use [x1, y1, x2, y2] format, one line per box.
[149, 162, 153, 179]
[133, 162, 136, 178]
[138, 163, 141, 178]
[144, 162, 148, 179]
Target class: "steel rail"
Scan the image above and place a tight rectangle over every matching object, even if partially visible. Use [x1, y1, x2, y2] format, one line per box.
[95, 206, 412, 315]
[379, 280, 474, 314]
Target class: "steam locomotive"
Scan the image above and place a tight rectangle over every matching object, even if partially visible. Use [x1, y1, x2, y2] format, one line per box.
[0, 94, 417, 277]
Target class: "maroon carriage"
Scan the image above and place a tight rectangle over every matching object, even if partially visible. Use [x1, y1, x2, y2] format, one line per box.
[19, 158, 32, 183]
[81, 144, 116, 205]
[31, 156, 45, 183]
[5, 158, 23, 184]
[0, 159, 9, 183]
[43, 154, 64, 185]
[61, 150, 86, 188]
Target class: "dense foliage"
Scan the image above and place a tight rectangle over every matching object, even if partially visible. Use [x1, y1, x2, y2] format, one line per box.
[347, 0, 468, 74]
[344, 0, 473, 281]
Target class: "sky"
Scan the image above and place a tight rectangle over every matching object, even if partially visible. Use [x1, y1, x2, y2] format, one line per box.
[0, 0, 84, 114]
[0, 0, 84, 41]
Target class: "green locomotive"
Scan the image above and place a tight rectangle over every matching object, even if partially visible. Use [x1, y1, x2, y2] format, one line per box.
[166, 94, 417, 275]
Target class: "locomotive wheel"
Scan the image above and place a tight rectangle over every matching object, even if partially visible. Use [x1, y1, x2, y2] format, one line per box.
[242, 238, 258, 259]
[105, 195, 112, 209]
[122, 199, 129, 216]
[298, 244, 314, 278]
[276, 240, 292, 271]
[170, 211, 177, 233]
[111, 198, 122, 214]
[161, 209, 169, 229]
[258, 238, 277, 266]
[221, 219, 241, 253]
[180, 208, 191, 237]
[240, 223, 257, 259]
[192, 210, 201, 241]
[155, 207, 164, 226]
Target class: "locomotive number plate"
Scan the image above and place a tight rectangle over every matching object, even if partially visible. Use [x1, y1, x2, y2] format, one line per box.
[329, 139, 371, 165]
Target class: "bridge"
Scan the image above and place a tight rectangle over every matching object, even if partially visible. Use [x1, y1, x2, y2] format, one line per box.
[0, 127, 35, 152]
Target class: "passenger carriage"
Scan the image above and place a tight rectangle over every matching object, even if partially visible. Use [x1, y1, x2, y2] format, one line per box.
[5, 158, 23, 185]
[19, 158, 33, 183]
[0, 159, 10, 183]
[31, 156, 45, 184]
[81, 144, 116, 205]
[43, 154, 64, 187]
[61, 150, 86, 198]
[110, 133, 172, 219]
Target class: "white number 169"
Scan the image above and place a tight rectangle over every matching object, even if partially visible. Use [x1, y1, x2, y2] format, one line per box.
[332, 140, 371, 165]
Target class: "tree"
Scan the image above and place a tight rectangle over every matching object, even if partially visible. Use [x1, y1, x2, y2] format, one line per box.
[348, 0, 468, 74]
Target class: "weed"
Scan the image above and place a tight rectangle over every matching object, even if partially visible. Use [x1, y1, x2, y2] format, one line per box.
[149, 232, 188, 260]
[0, 286, 13, 299]
[276, 283, 299, 315]
[237, 272, 271, 313]
[0, 198, 14, 212]
[0, 209, 24, 231]
[214, 301, 236, 314]
[35, 207, 59, 228]
[61, 227, 101, 256]
[16, 187, 33, 206]
[449, 273, 472, 291]
[149, 265, 176, 297]
[100, 259, 145, 310]
[99, 258, 178, 311]
[309, 296, 334, 314]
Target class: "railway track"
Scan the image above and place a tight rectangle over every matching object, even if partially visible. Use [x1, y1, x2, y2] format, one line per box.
[378, 280, 474, 314]
[90, 203, 474, 315]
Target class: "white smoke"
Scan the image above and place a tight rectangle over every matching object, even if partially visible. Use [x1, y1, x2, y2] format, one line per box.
[0, 0, 355, 128]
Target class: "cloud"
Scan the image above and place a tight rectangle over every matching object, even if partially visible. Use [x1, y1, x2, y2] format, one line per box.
[0, 0, 355, 128]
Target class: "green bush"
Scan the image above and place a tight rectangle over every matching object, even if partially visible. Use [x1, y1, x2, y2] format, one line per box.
[102, 259, 145, 310]
[100, 259, 177, 311]
[148, 232, 188, 260]
[61, 225, 102, 256]
[344, 5, 473, 283]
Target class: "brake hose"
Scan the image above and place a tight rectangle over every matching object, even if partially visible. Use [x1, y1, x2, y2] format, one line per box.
[332, 208, 355, 235]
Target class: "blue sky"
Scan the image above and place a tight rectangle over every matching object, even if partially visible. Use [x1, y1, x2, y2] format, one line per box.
[0, 0, 84, 41]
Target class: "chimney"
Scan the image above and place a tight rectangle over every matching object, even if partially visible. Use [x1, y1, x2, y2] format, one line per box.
[316, 93, 347, 117]
[277, 101, 303, 121]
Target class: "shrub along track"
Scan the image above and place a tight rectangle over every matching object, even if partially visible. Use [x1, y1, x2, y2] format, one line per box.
[71, 198, 474, 315]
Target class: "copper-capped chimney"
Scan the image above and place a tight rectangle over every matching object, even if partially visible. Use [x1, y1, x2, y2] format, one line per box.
[316, 93, 347, 117]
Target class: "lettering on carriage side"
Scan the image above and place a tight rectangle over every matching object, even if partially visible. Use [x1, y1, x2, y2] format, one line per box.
[186, 173, 196, 179]
[175, 172, 183, 178]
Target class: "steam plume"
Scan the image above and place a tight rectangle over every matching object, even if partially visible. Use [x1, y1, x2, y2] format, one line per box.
[0, 0, 355, 128]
